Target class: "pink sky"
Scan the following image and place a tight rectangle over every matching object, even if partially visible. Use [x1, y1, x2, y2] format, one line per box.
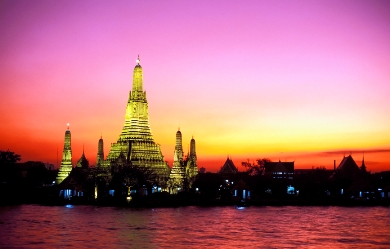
[1, 0, 390, 172]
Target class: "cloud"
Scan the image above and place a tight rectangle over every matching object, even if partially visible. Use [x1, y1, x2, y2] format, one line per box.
[318, 149, 390, 156]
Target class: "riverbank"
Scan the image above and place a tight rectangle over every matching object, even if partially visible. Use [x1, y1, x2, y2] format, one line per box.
[2, 194, 389, 208]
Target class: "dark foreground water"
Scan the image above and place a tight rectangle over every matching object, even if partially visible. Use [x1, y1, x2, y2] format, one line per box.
[0, 205, 390, 248]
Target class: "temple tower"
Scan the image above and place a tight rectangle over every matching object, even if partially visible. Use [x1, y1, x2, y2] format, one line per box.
[190, 136, 196, 159]
[186, 136, 198, 183]
[168, 129, 187, 193]
[104, 56, 170, 183]
[96, 136, 104, 167]
[175, 129, 183, 162]
[56, 124, 73, 184]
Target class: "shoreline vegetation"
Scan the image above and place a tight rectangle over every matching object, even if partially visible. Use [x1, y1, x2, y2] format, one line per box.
[2, 151, 390, 208]
[2, 191, 390, 208]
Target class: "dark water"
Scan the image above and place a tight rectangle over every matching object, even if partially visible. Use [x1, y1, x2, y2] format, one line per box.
[0, 205, 390, 248]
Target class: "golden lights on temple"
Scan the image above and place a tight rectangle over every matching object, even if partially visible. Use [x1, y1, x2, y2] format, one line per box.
[56, 57, 199, 190]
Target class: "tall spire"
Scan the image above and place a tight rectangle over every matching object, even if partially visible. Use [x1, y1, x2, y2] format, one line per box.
[361, 151, 367, 172]
[56, 125, 73, 184]
[190, 136, 196, 158]
[97, 135, 104, 167]
[175, 129, 183, 161]
[103, 56, 170, 182]
[132, 55, 143, 92]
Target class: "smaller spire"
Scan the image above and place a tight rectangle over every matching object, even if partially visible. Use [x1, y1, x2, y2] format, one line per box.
[136, 55, 140, 65]
[67, 123, 70, 130]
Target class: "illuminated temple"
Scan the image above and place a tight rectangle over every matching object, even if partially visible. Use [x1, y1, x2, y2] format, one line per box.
[56, 57, 199, 191]
[168, 129, 198, 193]
[56, 125, 73, 184]
[102, 56, 171, 183]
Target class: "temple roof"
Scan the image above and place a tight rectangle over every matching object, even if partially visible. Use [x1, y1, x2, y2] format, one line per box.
[336, 155, 360, 173]
[219, 157, 238, 174]
[76, 152, 89, 168]
[264, 161, 294, 173]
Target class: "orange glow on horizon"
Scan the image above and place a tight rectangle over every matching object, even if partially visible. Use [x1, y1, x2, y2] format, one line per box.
[1, 1, 390, 173]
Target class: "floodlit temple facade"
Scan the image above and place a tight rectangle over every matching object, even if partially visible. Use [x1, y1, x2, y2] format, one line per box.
[102, 56, 170, 184]
[56, 125, 73, 184]
[168, 129, 198, 193]
[55, 57, 199, 192]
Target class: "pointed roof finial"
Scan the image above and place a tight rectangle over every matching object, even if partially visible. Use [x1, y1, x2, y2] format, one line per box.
[136, 55, 140, 65]
[83, 143, 85, 154]
[100, 133, 102, 139]
[67, 123, 70, 130]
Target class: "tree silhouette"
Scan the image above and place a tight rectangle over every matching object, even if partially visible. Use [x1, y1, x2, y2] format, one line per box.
[242, 158, 271, 176]
[0, 150, 21, 183]
[0, 150, 21, 166]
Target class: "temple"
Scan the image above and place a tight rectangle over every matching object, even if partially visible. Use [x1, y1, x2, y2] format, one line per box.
[76, 146, 89, 169]
[96, 136, 104, 167]
[219, 157, 239, 174]
[168, 129, 198, 193]
[103, 56, 170, 184]
[56, 124, 73, 184]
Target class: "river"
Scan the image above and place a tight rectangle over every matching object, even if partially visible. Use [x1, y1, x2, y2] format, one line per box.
[0, 205, 389, 248]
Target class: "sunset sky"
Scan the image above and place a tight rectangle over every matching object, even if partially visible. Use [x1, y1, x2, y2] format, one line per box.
[1, 0, 389, 172]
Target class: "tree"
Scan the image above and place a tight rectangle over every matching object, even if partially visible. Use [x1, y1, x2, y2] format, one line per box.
[0, 150, 21, 183]
[242, 158, 271, 176]
[110, 162, 157, 196]
[0, 150, 21, 166]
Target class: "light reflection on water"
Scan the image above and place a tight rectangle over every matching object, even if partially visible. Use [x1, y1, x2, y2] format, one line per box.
[0, 205, 390, 248]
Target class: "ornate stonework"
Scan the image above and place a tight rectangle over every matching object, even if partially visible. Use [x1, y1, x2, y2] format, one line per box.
[168, 130, 198, 193]
[56, 125, 73, 184]
[103, 57, 170, 184]
[186, 137, 198, 180]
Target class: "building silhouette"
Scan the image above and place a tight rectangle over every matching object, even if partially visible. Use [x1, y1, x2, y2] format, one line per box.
[218, 157, 239, 174]
[76, 146, 89, 169]
[264, 161, 294, 179]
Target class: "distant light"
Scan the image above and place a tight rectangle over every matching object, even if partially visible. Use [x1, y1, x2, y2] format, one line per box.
[378, 188, 382, 191]
[65, 204, 73, 208]
[236, 206, 245, 210]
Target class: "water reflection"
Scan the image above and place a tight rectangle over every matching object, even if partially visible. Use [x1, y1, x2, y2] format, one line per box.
[0, 205, 389, 248]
